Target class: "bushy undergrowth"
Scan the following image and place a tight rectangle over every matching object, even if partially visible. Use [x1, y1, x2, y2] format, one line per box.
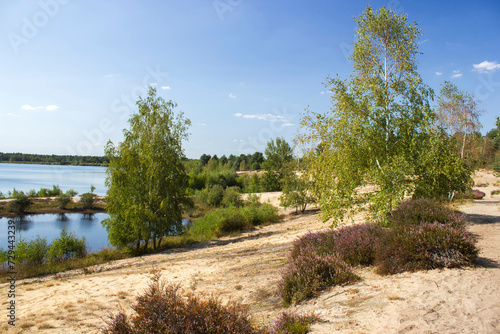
[103, 271, 260, 334]
[389, 198, 466, 228]
[79, 192, 97, 209]
[278, 247, 359, 306]
[376, 222, 478, 274]
[279, 199, 478, 306]
[289, 223, 383, 267]
[269, 311, 321, 334]
[48, 227, 87, 262]
[189, 203, 279, 238]
[8, 193, 32, 213]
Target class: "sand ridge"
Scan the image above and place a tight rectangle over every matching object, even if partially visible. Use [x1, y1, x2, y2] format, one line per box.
[1, 175, 500, 333]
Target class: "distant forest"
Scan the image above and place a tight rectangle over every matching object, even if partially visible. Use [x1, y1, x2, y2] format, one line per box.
[0, 152, 109, 166]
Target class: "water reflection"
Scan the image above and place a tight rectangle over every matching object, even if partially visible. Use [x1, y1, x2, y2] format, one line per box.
[57, 213, 69, 222]
[0, 213, 111, 253]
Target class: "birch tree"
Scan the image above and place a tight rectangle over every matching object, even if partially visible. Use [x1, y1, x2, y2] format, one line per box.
[102, 87, 191, 250]
[300, 6, 438, 224]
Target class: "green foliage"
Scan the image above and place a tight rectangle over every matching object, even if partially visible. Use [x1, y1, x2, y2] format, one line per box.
[56, 193, 72, 209]
[8, 192, 32, 213]
[47, 227, 87, 263]
[413, 130, 473, 201]
[279, 159, 315, 213]
[103, 271, 259, 334]
[263, 137, 293, 173]
[437, 81, 483, 160]
[104, 86, 191, 250]
[189, 204, 279, 238]
[66, 189, 78, 197]
[79, 192, 96, 209]
[222, 186, 243, 207]
[14, 236, 49, 265]
[0, 152, 109, 166]
[246, 193, 261, 205]
[494, 156, 500, 173]
[270, 311, 321, 334]
[298, 6, 470, 225]
[260, 171, 281, 192]
[37, 185, 63, 197]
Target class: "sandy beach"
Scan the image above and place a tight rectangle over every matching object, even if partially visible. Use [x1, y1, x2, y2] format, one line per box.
[1, 171, 499, 333]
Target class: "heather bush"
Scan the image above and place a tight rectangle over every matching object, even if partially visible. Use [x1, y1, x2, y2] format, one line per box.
[388, 198, 466, 228]
[103, 271, 259, 334]
[278, 247, 359, 306]
[334, 223, 383, 266]
[270, 311, 321, 334]
[376, 222, 478, 275]
[289, 223, 382, 266]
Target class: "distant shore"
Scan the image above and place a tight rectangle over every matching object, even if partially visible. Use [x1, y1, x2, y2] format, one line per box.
[0, 196, 107, 218]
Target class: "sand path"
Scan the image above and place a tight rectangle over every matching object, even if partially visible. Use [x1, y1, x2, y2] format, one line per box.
[1, 176, 499, 333]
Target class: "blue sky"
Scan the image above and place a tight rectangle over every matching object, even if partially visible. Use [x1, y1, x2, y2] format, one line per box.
[0, 0, 499, 159]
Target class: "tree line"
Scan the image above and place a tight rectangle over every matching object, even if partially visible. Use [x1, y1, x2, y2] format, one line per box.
[0, 152, 109, 166]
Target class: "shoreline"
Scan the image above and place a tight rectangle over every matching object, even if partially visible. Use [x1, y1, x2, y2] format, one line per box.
[0, 196, 107, 218]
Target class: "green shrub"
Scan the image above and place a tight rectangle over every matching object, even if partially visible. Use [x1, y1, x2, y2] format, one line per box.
[8, 193, 32, 213]
[103, 271, 259, 334]
[190, 204, 279, 238]
[79, 192, 96, 209]
[494, 156, 500, 173]
[277, 247, 359, 306]
[56, 193, 72, 209]
[246, 193, 261, 205]
[270, 311, 320, 334]
[38, 185, 63, 197]
[222, 186, 243, 207]
[47, 227, 87, 262]
[66, 189, 78, 197]
[15, 236, 49, 265]
[376, 222, 478, 275]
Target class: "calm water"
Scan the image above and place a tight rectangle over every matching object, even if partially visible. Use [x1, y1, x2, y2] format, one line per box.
[0, 213, 111, 253]
[0, 163, 107, 196]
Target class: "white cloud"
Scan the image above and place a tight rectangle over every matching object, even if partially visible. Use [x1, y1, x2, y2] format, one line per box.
[20, 104, 42, 110]
[234, 112, 293, 124]
[435, 72, 443, 76]
[45, 105, 60, 111]
[161, 85, 171, 90]
[150, 82, 158, 87]
[20, 104, 60, 111]
[473, 60, 500, 73]
[197, 122, 207, 127]
[451, 70, 463, 79]
[320, 91, 326, 94]
[229, 93, 237, 99]
[103, 73, 116, 79]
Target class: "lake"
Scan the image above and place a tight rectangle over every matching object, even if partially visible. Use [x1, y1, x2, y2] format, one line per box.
[0, 163, 108, 196]
[0, 213, 111, 253]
